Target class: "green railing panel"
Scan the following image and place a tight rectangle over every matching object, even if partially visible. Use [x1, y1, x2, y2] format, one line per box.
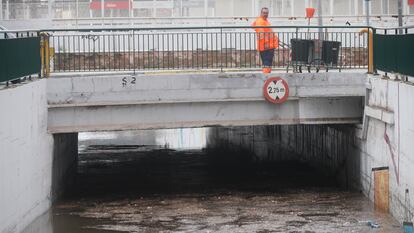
[374, 33, 414, 77]
[0, 37, 41, 83]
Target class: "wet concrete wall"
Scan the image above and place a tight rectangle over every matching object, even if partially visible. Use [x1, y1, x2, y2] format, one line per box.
[207, 125, 355, 182]
[0, 80, 79, 233]
[355, 77, 414, 224]
[270, 125, 357, 188]
[51, 133, 78, 202]
[0, 80, 54, 233]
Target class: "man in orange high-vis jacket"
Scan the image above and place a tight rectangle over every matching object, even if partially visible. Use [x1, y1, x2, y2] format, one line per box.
[252, 7, 279, 74]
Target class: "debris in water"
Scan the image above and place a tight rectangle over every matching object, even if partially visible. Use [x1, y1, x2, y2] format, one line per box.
[367, 220, 381, 228]
[403, 222, 414, 233]
[298, 212, 339, 217]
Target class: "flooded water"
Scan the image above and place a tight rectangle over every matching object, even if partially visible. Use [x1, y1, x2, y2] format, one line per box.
[23, 129, 401, 233]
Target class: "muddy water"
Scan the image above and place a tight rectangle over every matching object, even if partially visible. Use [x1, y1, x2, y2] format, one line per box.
[25, 130, 401, 233]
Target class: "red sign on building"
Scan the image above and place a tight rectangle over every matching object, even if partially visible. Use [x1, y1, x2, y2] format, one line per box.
[409, 0, 414, 6]
[90, 1, 131, 10]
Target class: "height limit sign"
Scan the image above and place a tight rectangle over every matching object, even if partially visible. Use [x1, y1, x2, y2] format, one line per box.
[263, 77, 289, 104]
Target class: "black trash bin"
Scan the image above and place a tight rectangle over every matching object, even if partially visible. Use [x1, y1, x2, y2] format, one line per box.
[291, 39, 314, 64]
[322, 41, 341, 67]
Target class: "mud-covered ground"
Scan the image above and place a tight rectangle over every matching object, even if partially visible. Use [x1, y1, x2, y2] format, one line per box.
[48, 142, 401, 233]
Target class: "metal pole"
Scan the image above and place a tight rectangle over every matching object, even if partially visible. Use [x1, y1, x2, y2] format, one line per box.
[398, 0, 403, 33]
[128, 0, 131, 17]
[171, 0, 174, 17]
[101, 0, 104, 18]
[180, 0, 183, 17]
[0, 0, 3, 20]
[316, 0, 323, 65]
[131, 0, 134, 17]
[251, 0, 255, 17]
[206, 0, 209, 25]
[230, 0, 234, 16]
[153, 0, 156, 17]
[354, 0, 358, 16]
[405, 0, 410, 15]
[280, 0, 283, 16]
[47, 0, 53, 19]
[255, 0, 259, 16]
[89, 0, 92, 18]
[22, 0, 26, 19]
[365, 0, 370, 26]
[329, 0, 333, 16]
[204, 0, 208, 17]
[317, 0, 323, 34]
[5, 0, 8, 20]
[76, 0, 79, 18]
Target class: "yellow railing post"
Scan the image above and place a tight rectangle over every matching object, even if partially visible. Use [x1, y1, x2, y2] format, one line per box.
[40, 32, 51, 77]
[40, 35, 44, 75]
[359, 28, 374, 74]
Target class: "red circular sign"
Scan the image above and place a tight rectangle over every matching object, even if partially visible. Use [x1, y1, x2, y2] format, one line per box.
[263, 77, 289, 104]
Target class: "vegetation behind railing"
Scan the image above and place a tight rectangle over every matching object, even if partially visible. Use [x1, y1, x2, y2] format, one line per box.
[45, 26, 369, 73]
[0, 26, 372, 83]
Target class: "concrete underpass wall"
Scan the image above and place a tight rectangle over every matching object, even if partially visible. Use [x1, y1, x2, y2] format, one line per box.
[0, 80, 78, 233]
[51, 133, 78, 202]
[0, 80, 53, 233]
[207, 125, 354, 180]
[355, 77, 414, 224]
[271, 125, 356, 188]
[207, 77, 414, 224]
[207, 126, 299, 162]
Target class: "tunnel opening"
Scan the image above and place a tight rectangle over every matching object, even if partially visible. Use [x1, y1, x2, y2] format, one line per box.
[59, 125, 356, 200]
[46, 125, 405, 233]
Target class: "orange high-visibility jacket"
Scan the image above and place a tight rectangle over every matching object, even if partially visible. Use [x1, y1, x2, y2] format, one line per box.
[252, 17, 279, 51]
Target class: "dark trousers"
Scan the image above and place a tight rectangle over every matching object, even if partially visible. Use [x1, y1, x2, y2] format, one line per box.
[259, 49, 275, 67]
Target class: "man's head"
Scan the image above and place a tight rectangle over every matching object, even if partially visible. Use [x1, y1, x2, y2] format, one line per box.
[261, 7, 269, 19]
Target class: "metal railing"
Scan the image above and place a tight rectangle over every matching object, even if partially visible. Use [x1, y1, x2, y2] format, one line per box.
[0, 30, 41, 84]
[40, 26, 370, 74]
[372, 25, 414, 77]
[374, 25, 414, 34]
[0, 30, 38, 39]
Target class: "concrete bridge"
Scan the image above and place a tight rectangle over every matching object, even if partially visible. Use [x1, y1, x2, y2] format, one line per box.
[3, 24, 414, 233]
[1, 25, 371, 134]
[47, 71, 366, 133]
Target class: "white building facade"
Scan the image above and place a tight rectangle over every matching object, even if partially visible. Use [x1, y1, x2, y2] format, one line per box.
[1, 0, 413, 20]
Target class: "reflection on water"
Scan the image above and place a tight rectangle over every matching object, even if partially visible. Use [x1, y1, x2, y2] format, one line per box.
[21, 211, 52, 233]
[155, 128, 207, 149]
[21, 128, 402, 233]
[78, 132, 119, 141]
[79, 128, 207, 150]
